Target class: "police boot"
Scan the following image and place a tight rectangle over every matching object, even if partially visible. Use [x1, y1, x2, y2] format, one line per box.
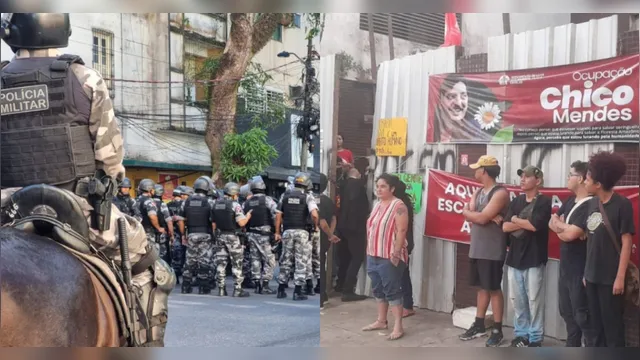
[277, 284, 287, 299]
[254, 280, 263, 294]
[314, 281, 321, 294]
[293, 285, 308, 301]
[233, 288, 250, 297]
[262, 281, 274, 295]
[305, 279, 315, 296]
[200, 285, 211, 295]
[218, 286, 228, 297]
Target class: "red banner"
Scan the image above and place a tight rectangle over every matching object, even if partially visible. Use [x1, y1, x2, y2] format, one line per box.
[424, 169, 640, 265]
[426, 55, 639, 144]
[158, 173, 179, 202]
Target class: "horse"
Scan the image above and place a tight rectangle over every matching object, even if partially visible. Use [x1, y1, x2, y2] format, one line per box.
[0, 227, 122, 347]
[0, 184, 132, 347]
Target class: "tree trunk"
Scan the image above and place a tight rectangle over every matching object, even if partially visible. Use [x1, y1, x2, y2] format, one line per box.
[205, 13, 286, 184]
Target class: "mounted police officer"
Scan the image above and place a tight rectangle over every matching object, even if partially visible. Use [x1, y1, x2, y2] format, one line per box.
[113, 177, 140, 218]
[0, 13, 174, 346]
[152, 184, 174, 265]
[243, 176, 280, 294]
[168, 186, 186, 281]
[275, 172, 320, 300]
[213, 182, 252, 297]
[179, 178, 216, 294]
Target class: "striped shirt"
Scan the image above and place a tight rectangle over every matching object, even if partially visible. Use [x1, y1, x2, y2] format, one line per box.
[366, 198, 408, 263]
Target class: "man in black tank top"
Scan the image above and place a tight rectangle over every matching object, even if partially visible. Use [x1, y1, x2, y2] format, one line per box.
[459, 155, 510, 347]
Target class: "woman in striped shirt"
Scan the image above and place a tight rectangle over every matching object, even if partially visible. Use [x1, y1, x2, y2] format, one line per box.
[361, 174, 410, 341]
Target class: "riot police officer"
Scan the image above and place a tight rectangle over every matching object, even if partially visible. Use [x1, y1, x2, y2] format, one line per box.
[275, 172, 319, 300]
[152, 184, 175, 264]
[179, 178, 216, 294]
[213, 182, 252, 297]
[113, 177, 141, 219]
[136, 179, 166, 251]
[305, 180, 322, 295]
[168, 186, 186, 281]
[0, 13, 173, 346]
[243, 176, 280, 294]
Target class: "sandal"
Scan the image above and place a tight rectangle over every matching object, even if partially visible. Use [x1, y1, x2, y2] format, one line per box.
[387, 331, 404, 341]
[361, 320, 388, 331]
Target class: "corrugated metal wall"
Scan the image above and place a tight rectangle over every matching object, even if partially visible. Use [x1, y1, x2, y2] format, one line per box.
[486, 15, 619, 340]
[364, 47, 459, 312]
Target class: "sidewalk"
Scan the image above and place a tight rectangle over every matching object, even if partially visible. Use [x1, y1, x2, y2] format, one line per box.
[321, 297, 564, 347]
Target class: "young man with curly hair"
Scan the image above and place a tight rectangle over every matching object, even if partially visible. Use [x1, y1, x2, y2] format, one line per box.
[580, 151, 634, 347]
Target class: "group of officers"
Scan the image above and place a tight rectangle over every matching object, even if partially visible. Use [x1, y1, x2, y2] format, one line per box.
[113, 172, 321, 301]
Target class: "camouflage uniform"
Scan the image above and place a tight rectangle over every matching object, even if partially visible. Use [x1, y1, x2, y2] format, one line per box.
[307, 229, 321, 281]
[0, 47, 174, 346]
[245, 194, 280, 284]
[179, 192, 216, 293]
[153, 198, 173, 262]
[167, 196, 185, 278]
[277, 189, 319, 288]
[136, 194, 161, 253]
[213, 198, 247, 292]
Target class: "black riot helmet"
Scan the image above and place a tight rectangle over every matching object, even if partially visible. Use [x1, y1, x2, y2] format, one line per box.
[1, 13, 72, 53]
[239, 184, 252, 198]
[137, 179, 155, 193]
[196, 176, 217, 197]
[224, 182, 240, 197]
[182, 186, 194, 197]
[153, 184, 165, 198]
[250, 176, 266, 193]
[293, 171, 311, 189]
[173, 186, 184, 197]
[119, 177, 132, 189]
[193, 178, 210, 194]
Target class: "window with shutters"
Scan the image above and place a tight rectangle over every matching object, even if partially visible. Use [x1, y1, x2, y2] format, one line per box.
[91, 29, 114, 90]
[239, 86, 284, 115]
[358, 13, 462, 47]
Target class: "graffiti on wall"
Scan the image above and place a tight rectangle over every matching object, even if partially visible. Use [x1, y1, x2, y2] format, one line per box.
[520, 144, 563, 170]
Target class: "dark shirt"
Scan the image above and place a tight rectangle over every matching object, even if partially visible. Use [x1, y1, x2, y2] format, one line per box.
[318, 194, 335, 251]
[556, 195, 590, 277]
[579, 193, 635, 285]
[505, 193, 552, 270]
[337, 178, 369, 235]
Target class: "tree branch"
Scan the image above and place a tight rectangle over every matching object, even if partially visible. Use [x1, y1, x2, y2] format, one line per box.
[251, 13, 289, 54]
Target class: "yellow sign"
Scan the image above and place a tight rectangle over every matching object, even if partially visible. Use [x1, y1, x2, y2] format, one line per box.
[375, 118, 408, 156]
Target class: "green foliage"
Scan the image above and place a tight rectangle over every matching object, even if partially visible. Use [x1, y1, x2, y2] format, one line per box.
[305, 13, 323, 40]
[237, 62, 287, 130]
[220, 127, 278, 183]
[336, 51, 366, 78]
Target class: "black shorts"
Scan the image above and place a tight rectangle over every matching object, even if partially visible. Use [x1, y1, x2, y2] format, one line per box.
[469, 258, 504, 291]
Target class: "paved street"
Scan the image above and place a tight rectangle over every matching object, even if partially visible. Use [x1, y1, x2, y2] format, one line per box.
[165, 272, 320, 347]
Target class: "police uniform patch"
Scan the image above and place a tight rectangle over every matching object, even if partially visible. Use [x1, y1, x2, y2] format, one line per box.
[190, 200, 202, 207]
[0, 84, 50, 115]
[587, 212, 602, 232]
[215, 203, 226, 210]
[287, 197, 301, 204]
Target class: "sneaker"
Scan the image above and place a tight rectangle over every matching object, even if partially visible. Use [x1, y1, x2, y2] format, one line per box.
[485, 329, 503, 347]
[510, 337, 530, 347]
[528, 341, 542, 347]
[459, 323, 487, 341]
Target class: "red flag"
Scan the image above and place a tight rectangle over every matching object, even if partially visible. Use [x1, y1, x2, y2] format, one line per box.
[441, 13, 462, 47]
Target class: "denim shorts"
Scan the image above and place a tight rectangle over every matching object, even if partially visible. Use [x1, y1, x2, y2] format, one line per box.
[367, 255, 406, 306]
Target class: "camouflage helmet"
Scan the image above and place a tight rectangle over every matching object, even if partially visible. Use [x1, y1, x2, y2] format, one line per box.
[119, 177, 132, 188]
[137, 179, 155, 193]
[193, 177, 210, 193]
[250, 175, 267, 191]
[239, 184, 252, 198]
[173, 186, 184, 197]
[293, 171, 311, 188]
[182, 186, 194, 196]
[153, 184, 165, 198]
[224, 182, 240, 196]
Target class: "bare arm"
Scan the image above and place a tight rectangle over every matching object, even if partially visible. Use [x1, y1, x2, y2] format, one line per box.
[463, 189, 509, 225]
[617, 234, 633, 279]
[556, 224, 586, 242]
[394, 203, 409, 254]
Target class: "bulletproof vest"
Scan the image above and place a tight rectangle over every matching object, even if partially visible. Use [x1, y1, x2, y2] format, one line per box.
[0, 54, 96, 188]
[167, 199, 182, 217]
[213, 198, 237, 232]
[244, 195, 273, 228]
[281, 191, 309, 231]
[137, 195, 154, 231]
[113, 194, 131, 215]
[154, 198, 167, 228]
[184, 194, 211, 234]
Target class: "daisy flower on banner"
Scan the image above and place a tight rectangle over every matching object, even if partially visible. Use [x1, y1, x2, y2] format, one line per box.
[474, 102, 502, 131]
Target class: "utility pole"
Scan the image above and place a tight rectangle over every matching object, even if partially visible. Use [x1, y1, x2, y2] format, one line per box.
[299, 35, 314, 172]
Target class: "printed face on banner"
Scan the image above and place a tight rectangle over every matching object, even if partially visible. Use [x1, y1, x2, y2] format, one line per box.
[424, 169, 640, 265]
[426, 55, 640, 144]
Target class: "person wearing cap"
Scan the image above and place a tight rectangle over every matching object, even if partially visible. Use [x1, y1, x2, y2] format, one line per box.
[459, 155, 510, 347]
[502, 165, 552, 347]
